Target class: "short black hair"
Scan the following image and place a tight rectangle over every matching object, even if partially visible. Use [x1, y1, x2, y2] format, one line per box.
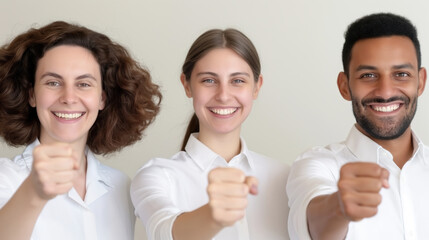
[342, 13, 421, 76]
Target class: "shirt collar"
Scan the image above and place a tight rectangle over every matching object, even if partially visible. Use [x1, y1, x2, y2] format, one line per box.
[346, 125, 425, 164]
[185, 133, 254, 171]
[86, 148, 114, 188]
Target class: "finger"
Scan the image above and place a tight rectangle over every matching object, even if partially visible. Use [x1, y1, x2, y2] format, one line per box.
[47, 170, 78, 184]
[33, 156, 76, 172]
[33, 144, 73, 159]
[52, 182, 74, 195]
[339, 177, 384, 193]
[208, 182, 249, 197]
[210, 197, 248, 210]
[208, 168, 245, 183]
[342, 204, 379, 221]
[380, 168, 390, 188]
[341, 162, 383, 178]
[342, 191, 382, 207]
[244, 176, 258, 195]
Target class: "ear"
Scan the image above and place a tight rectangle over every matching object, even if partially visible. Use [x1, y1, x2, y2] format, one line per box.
[337, 72, 352, 101]
[180, 73, 192, 98]
[99, 91, 106, 110]
[29, 88, 36, 107]
[252, 74, 264, 99]
[417, 67, 427, 96]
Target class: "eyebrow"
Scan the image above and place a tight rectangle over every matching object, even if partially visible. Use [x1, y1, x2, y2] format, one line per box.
[40, 72, 97, 81]
[392, 63, 414, 70]
[196, 71, 251, 77]
[355, 63, 415, 72]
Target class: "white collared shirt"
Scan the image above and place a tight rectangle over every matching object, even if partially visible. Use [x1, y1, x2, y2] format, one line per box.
[131, 133, 290, 240]
[0, 140, 135, 240]
[287, 125, 429, 240]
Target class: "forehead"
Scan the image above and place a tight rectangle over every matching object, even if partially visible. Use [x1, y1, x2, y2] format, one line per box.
[193, 48, 252, 73]
[36, 45, 100, 74]
[349, 36, 418, 70]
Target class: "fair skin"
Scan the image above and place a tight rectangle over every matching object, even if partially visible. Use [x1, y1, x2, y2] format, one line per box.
[172, 48, 263, 240]
[307, 36, 426, 240]
[0, 45, 105, 240]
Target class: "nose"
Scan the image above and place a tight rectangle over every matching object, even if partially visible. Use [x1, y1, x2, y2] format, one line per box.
[59, 85, 78, 104]
[215, 83, 231, 102]
[374, 75, 395, 99]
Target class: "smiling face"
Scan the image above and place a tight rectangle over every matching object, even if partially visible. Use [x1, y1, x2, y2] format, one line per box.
[181, 48, 262, 138]
[338, 36, 426, 140]
[29, 45, 105, 145]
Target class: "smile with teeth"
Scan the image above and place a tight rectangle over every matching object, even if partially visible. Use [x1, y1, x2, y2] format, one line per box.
[210, 108, 238, 115]
[54, 112, 84, 119]
[371, 104, 400, 113]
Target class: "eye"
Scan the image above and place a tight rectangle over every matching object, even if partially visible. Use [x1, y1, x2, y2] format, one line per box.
[359, 73, 377, 79]
[202, 78, 215, 84]
[395, 72, 410, 78]
[232, 79, 245, 84]
[77, 82, 91, 87]
[46, 81, 60, 87]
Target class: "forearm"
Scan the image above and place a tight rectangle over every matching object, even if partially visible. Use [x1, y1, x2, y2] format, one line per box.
[0, 178, 47, 240]
[306, 193, 349, 240]
[172, 204, 223, 240]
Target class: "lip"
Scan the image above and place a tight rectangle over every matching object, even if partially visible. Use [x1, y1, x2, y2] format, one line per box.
[52, 111, 86, 121]
[208, 107, 239, 117]
[366, 101, 403, 115]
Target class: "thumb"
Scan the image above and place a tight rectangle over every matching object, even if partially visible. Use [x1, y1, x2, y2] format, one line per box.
[244, 176, 259, 195]
[380, 168, 390, 189]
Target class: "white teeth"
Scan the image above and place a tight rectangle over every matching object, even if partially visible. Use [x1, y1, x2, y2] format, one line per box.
[54, 112, 83, 119]
[372, 104, 400, 112]
[211, 108, 237, 115]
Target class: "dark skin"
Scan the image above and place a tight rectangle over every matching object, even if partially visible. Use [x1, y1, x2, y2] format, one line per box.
[307, 36, 427, 240]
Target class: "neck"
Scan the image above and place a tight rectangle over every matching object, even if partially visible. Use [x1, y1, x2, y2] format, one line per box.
[357, 124, 414, 169]
[198, 129, 241, 162]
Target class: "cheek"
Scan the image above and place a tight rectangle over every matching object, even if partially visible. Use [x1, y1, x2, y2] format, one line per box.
[238, 91, 256, 106]
[191, 91, 209, 106]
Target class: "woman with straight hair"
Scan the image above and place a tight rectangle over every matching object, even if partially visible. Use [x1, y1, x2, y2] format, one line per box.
[131, 28, 289, 240]
[0, 21, 161, 240]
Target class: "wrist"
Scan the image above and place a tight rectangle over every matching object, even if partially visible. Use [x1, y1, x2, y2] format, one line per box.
[22, 177, 49, 208]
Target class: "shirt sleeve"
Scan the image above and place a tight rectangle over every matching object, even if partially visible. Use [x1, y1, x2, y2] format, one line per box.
[130, 162, 182, 240]
[0, 158, 22, 209]
[286, 148, 339, 240]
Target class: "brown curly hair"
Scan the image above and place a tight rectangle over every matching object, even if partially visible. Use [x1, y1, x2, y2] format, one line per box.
[0, 21, 162, 155]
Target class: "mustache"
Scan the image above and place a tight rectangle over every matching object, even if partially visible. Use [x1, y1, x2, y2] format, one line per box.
[361, 96, 409, 106]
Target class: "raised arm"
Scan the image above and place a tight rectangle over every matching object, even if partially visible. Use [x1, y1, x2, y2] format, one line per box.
[172, 168, 258, 240]
[0, 143, 78, 240]
[306, 162, 389, 240]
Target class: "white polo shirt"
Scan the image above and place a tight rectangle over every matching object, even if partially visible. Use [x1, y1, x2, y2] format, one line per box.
[287, 125, 429, 240]
[131, 133, 290, 240]
[0, 140, 135, 240]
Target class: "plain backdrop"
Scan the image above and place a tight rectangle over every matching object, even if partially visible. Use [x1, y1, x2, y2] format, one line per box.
[1, 1, 429, 239]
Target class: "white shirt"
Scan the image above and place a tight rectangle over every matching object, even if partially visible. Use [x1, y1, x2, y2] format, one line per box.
[131, 133, 290, 240]
[287, 125, 429, 240]
[0, 140, 135, 240]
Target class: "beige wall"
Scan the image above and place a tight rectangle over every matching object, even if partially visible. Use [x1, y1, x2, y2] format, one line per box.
[1, 0, 429, 239]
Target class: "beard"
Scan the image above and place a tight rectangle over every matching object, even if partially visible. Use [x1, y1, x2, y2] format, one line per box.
[351, 94, 417, 140]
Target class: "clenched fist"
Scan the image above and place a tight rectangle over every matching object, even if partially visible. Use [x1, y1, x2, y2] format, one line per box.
[337, 162, 390, 221]
[207, 167, 258, 227]
[29, 143, 80, 200]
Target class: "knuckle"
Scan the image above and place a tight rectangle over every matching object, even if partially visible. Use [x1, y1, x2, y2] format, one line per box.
[241, 184, 249, 195]
[375, 194, 382, 205]
[338, 180, 349, 190]
[207, 184, 216, 195]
